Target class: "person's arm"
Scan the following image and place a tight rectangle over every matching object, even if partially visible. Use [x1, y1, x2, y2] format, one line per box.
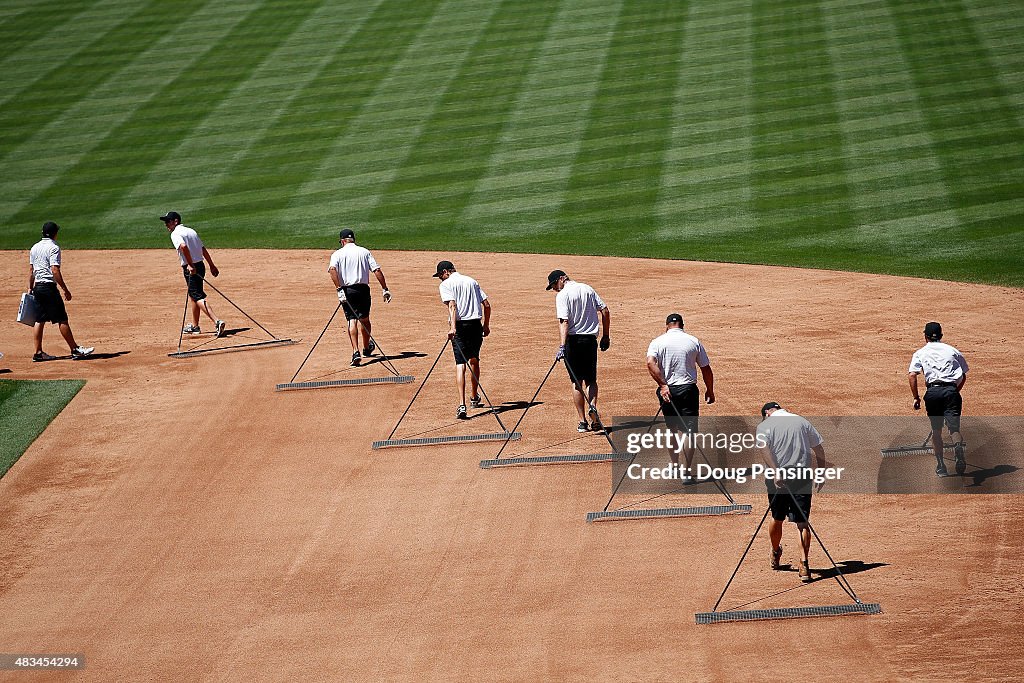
[647, 356, 671, 403]
[599, 306, 611, 351]
[908, 372, 922, 410]
[700, 364, 715, 404]
[27, 263, 34, 292]
[482, 299, 491, 337]
[52, 264, 72, 301]
[329, 267, 342, 290]
[201, 247, 219, 277]
[556, 319, 569, 360]
[446, 300, 459, 339]
[179, 245, 196, 274]
[811, 443, 827, 492]
[373, 268, 391, 302]
[957, 373, 967, 392]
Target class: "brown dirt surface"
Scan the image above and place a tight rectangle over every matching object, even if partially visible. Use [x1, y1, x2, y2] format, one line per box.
[0, 249, 1022, 681]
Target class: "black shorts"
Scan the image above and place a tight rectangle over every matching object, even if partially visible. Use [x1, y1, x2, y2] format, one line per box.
[565, 334, 598, 385]
[452, 319, 483, 364]
[182, 261, 207, 302]
[32, 282, 68, 324]
[924, 383, 962, 434]
[341, 284, 371, 321]
[660, 383, 699, 433]
[767, 484, 813, 524]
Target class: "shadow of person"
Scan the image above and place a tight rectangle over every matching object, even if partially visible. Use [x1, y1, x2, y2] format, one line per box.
[966, 464, 1020, 487]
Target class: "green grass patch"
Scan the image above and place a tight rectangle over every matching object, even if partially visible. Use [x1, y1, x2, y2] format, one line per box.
[0, 0, 1021, 286]
[0, 379, 85, 478]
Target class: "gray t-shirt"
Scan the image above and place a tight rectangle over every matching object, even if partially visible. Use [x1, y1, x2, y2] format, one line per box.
[756, 409, 823, 469]
[646, 328, 710, 386]
[30, 238, 61, 283]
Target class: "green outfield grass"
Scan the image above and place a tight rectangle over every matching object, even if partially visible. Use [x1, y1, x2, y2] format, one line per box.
[0, 0, 1021, 285]
[0, 379, 85, 478]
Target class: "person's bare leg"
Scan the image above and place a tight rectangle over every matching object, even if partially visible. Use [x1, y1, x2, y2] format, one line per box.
[346, 319, 359, 352]
[198, 298, 218, 323]
[57, 322, 79, 352]
[932, 429, 945, 471]
[799, 525, 811, 564]
[571, 384, 588, 422]
[455, 364, 467, 406]
[769, 517, 783, 555]
[587, 380, 598, 413]
[468, 358, 480, 399]
[190, 299, 201, 327]
[360, 317, 372, 351]
[33, 322, 45, 354]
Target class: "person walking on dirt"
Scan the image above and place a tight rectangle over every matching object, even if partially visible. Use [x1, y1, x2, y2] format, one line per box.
[161, 211, 225, 338]
[757, 402, 825, 583]
[328, 228, 391, 367]
[434, 260, 491, 419]
[645, 313, 715, 469]
[546, 269, 610, 433]
[908, 322, 969, 477]
[27, 221, 94, 361]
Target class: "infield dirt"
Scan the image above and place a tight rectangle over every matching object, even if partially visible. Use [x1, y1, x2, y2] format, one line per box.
[0, 250, 1022, 681]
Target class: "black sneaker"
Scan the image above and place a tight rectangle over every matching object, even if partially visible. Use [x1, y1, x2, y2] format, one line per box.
[351, 351, 361, 367]
[954, 442, 966, 475]
[936, 460, 949, 477]
[362, 339, 376, 357]
[588, 408, 603, 432]
[457, 405, 468, 419]
[470, 395, 482, 409]
[577, 421, 589, 433]
[33, 351, 57, 362]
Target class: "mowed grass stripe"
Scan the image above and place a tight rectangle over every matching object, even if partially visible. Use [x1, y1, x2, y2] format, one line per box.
[886, 0, 1024, 254]
[555, 0, 689, 241]
[6, 0, 325, 245]
[656, 0, 754, 239]
[100, 0, 386, 230]
[462, 0, 622, 232]
[289, 0, 501, 233]
[0, 0, 137, 104]
[0, 0, 256, 237]
[195, 0, 446, 235]
[369, 0, 562, 239]
[750, 0, 853, 239]
[822, 0, 954, 245]
[0, 0, 96, 61]
[0, 0, 209, 164]
[962, 0, 1024, 125]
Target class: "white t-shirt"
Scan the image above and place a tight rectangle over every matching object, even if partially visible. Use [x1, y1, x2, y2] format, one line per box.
[328, 243, 380, 286]
[439, 271, 487, 321]
[756, 409, 823, 470]
[29, 238, 61, 283]
[169, 225, 205, 266]
[555, 280, 606, 336]
[646, 328, 710, 386]
[908, 342, 968, 384]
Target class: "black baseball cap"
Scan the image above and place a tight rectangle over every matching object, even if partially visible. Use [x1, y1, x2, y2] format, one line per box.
[546, 269, 567, 290]
[339, 228, 355, 240]
[666, 313, 684, 325]
[41, 221, 60, 238]
[924, 322, 942, 340]
[159, 211, 181, 222]
[761, 401, 782, 418]
[433, 260, 455, 278]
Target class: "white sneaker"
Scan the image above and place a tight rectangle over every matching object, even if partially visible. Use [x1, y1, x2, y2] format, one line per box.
[215, 320, 226, 338]
[72, 346, 94, 359]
